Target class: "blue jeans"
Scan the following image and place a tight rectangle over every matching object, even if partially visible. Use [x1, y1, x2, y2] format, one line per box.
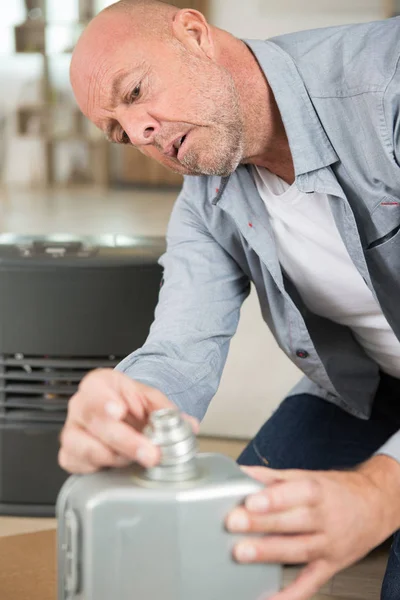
[238, 373, 400, 600]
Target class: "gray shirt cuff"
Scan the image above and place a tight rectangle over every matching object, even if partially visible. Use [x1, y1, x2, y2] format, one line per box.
[375, 430, 400, 463]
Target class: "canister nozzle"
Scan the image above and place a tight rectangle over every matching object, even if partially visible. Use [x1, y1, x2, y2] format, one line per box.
[143, 408, 199, 481]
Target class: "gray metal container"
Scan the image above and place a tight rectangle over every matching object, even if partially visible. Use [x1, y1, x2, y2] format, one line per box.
[57, 410, 282, 599]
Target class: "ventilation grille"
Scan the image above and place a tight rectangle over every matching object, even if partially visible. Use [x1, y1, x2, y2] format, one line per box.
[0, 354, 122, 423]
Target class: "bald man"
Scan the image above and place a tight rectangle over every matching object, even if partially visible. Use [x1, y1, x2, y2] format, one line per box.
[60, 2, 400, 599]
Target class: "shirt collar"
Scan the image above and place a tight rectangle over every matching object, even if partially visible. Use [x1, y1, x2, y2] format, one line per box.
[244, 39, 338, 176]
[212, 38, 339, 205]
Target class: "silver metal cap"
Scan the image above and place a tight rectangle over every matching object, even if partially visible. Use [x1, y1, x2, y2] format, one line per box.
[143, 408, 199, 481]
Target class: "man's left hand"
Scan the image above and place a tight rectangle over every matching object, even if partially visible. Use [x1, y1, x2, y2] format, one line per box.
[226, 455, 400, 600]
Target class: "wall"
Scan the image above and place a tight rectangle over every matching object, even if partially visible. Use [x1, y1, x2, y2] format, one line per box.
[210, 0, 385, 38]
[200, 0, 385, 439]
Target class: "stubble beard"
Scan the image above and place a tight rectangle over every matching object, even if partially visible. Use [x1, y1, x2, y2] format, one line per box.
[179, 62, 245, 177]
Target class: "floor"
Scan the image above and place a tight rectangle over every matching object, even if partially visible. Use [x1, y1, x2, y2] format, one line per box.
[0, 185, 177, 237]
[0, 437, 388, 600]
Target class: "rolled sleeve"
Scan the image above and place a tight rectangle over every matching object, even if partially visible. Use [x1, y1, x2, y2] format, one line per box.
[375, 430, 400, 464]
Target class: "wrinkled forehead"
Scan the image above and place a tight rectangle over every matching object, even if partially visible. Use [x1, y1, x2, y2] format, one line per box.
[70, 28, 149, 117]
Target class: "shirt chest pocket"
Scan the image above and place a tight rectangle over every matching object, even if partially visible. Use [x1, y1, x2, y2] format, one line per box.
[367, 199, 400, 250]
[364, 205, 400, 329]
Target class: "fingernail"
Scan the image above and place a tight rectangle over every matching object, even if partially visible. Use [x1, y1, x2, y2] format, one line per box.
[226, 511, 250, 532]
[105, 401, 125, 420]
[136, 446, 158, 467]
[240, 465, 251, 471]
[235, 543, 257, 562]
[246, 494, 269, 512]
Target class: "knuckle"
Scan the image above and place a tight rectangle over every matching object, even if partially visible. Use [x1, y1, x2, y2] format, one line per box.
[79, 368, 107, 391]
[59, 425, 74, 451]
[307, 479, 323, 503]
[71, 399, 100, 431]
[99, 449, 118, 468]
[268, 489, 282, 511]
[302, 539, 319, 562]
[58, 449, 72, 472]
[302, 545, 313, 562]
[58, 425, 67, 446]
[302, 507, 315, 528]
[83, 410, 98, 432]
[67, 391, 89, 424]
[67, 391, 79, 414]
[272, 514, 285, 531]
[260, 515, 280, 533]
[83, 443, 104, 468]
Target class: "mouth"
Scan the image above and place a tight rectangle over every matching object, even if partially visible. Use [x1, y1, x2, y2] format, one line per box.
[165, 133, 189, 160]
[176, 133, 188, 161]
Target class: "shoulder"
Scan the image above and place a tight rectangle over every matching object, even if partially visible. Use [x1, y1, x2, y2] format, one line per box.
[174, 174, 223, 213]
[269, 17, 400, 97]
[168, 174, 221, 230]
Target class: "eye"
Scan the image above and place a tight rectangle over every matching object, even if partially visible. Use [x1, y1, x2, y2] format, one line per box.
[128, 84, 141, 103]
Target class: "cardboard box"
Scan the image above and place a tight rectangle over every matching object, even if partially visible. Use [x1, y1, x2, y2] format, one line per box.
[0, 530, 56, 600]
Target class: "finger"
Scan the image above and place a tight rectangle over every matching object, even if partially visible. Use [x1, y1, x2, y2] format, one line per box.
[267, 560, 334, 600]
[73, 369, 163, 427]
[241, 466, 285, 484]
[85, 416, 160, 466]
[244, 479, 322, 514]
[69, 378, 129, 426]
[226, 506, 319, 535]
[241, 466, 312, 484]
[58, 449, 98, 474]
[59, 425, 132, 474]
[59, 449, 131, 474]
[73, 370, 181, 429]
[183, 413, 200, 433]
[114, 374, 174, 421]
[233, 534, 325, 564]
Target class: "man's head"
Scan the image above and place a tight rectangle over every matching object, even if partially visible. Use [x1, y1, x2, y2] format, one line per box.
[70, 0, 245, 176]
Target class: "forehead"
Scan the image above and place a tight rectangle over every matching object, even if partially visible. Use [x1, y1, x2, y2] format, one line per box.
[85, 30, 170, 102]
[76, 44, 146, 119]
[72, 20, 178, 127]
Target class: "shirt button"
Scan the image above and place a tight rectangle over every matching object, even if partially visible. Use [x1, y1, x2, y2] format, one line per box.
[296, 349, 309, 359]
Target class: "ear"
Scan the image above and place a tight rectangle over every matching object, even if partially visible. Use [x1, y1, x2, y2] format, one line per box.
[171, 9, 215, 59]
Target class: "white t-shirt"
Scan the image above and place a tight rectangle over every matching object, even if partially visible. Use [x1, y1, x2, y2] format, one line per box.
[253, 165, 400, 378]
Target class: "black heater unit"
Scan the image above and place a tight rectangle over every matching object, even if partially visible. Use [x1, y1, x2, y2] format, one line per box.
[0, 234, 165, 517]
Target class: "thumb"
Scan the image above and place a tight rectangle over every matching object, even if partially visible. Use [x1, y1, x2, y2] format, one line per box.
[241, 465, 284, 484]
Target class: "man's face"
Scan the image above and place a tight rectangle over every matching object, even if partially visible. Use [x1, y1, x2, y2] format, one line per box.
[71, 20, 245, 177]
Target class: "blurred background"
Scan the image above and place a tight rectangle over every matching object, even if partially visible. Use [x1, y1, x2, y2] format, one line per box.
[0, 0, 398, 441]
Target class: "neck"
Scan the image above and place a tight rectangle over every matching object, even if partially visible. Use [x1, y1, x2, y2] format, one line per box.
[246, 86, 295, 184]
[219, 33, 295, 184]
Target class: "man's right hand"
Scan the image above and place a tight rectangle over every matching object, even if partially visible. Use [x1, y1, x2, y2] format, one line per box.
[58, 369, 197, 474]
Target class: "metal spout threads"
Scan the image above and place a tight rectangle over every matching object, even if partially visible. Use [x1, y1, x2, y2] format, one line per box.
[143, 408, 199, 481]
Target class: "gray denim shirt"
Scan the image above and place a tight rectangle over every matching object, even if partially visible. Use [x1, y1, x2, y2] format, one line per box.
[117, 17, 400, 462]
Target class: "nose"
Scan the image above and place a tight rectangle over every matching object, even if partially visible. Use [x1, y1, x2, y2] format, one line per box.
[116, 106, 160, 147]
